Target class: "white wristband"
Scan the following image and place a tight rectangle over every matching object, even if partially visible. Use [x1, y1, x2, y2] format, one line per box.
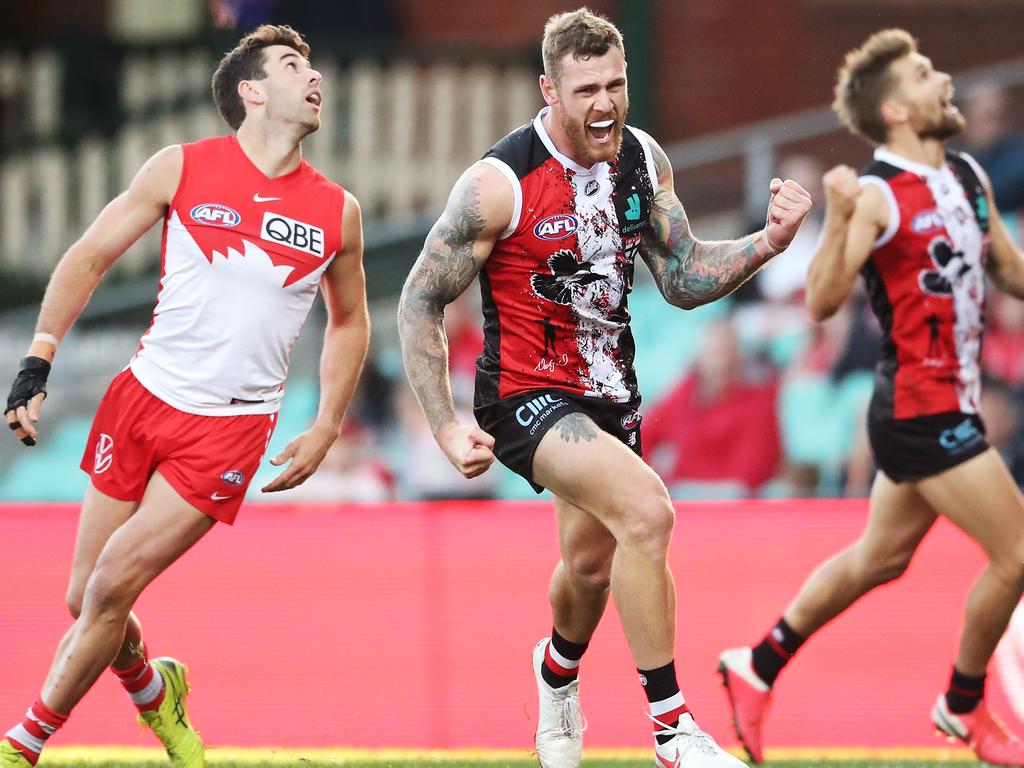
[32, 332, 59, 348]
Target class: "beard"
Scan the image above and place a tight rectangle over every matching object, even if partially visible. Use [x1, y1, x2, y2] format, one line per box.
[917, 109, 965, 142]
[557, 108, 625, 167]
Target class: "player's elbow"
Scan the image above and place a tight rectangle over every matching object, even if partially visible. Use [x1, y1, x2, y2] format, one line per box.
[805, 289, 840, 322]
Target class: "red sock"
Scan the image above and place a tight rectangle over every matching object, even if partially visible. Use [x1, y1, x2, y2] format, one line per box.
[113, 656, 165, 713]
[4, 699, 68, 766]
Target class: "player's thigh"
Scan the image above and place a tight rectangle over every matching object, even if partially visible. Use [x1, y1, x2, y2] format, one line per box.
[855, 471, 937, 576]
[915, 447, 1024, 564]
[67, 482, 140, 613]
[533, 413, 671, 538]
[555, 496, 616, 583]
[86, 471, 216, 608]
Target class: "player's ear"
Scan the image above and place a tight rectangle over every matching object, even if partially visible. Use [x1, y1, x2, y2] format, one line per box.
[238, 79, 266, 109]
[879, 97, 907, 127]
[539, 74, 559, 108]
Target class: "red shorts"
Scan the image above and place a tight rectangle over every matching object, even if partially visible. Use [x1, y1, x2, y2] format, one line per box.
[80, 369, 276, 524]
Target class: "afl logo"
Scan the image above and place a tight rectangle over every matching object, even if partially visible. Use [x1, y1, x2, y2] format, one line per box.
[221, 469, 246, 486]
[911, 209, 944, 234]
[191, 203, 241, 228]
[534, 214, 578, 240]
[621, 410, 641, 430]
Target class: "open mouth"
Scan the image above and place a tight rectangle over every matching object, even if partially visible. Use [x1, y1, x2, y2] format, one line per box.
[940, 89, 958, 115]
[306, 92, 322, 107]
[587, 118, 615, 142]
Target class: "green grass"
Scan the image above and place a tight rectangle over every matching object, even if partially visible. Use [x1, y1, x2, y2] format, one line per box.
[37, 747, 979, 768]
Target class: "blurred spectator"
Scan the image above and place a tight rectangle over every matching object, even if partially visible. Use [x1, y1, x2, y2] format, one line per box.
[644, 320, 781, 495]
[444, 288, 484, 409]
[960, 82, 1024, 233]
[983, 290, 1024, 387]
[390, 383, 498, 500]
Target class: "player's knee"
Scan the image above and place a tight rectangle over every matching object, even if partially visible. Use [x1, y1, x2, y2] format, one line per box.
[856, 548, 912, 588]
[565, 551, 613, 594]
[617, 492, 675, 554]
[989, 539, 1024, 590]
[82, 563, 137, 620]
[64, 585, 84, 619]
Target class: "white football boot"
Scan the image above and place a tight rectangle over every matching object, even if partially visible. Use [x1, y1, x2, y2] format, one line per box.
[533, 638, 586, 768]
[651, 711, 749, 768]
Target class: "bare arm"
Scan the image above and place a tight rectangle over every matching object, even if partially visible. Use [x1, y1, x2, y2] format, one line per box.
[397, 162, 509, 477]
[639, 138, 812, 309]
[805, 166, 887, 321]
[5, 145, 181, 445]
[263, 191, 371, 492]
[978, 166, 1024, 299]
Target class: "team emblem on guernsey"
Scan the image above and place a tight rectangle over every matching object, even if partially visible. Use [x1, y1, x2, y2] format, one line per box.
[190, 203, 241, 228]
[531, 250, 605, 305]
[534, 214, 578, 240]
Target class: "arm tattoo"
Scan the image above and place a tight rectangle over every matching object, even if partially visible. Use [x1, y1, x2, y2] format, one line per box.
[555, 413, 598, 443]
[639, 143, 774, 309]
[398, 174, 488, 434]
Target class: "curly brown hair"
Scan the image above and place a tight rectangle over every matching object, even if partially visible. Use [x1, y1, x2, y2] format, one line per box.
[832, 28, 917, 145]
[542, 8, 625, 87]
[211, 24, 311, 130]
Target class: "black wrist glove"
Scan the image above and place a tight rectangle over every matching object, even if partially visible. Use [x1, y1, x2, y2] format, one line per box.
[5, 356, 51, 445]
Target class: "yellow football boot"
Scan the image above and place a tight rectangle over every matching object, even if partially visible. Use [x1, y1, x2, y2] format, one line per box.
[138, 658, 205, 767]
[0, 739, 32, 767]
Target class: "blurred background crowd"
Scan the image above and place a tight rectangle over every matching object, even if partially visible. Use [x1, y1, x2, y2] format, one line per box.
[1, 0, 1023, 503]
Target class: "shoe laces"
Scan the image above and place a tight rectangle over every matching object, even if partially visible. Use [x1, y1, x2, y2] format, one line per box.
[649, 713, 720, 758]
[554, 688, 588, 738]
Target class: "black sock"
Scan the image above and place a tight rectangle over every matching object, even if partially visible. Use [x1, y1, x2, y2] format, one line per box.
[945, 666, 986, 714]
[750, 617, 805, 687]
[540, 628, 589, 688]
[639, 660, 689, 745]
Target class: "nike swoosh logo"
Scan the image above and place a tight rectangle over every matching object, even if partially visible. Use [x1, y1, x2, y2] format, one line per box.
[656, 753, 680, 768]
[253, 193, 281, 202]
[210, 492, 234, 501]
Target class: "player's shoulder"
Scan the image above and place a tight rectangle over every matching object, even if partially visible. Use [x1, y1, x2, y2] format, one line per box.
[484, 121, 550, 180]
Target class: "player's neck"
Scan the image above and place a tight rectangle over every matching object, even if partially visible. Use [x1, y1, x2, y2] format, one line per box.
[884, 128, 945, 170]
[235, 122, 304, 178]
[541, 109, 590, 169]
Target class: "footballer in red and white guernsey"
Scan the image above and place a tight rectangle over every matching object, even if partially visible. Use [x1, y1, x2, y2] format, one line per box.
[1, 25, 369, 768]
[398, 9, 811, 768]
[718, 29, 1024, 767]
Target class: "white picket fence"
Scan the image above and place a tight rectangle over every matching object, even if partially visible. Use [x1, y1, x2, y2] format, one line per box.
[0, 49, 540, 275]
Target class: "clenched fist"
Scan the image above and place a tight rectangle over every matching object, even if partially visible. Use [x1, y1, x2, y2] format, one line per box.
[764, 177, 813, 252]
[822, 165, 861, 222]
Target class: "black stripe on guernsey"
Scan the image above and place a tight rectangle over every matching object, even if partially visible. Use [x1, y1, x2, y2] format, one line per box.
[860, 159, 903, 181]
[860, 257, 897, 419]
[484, 123, 552, 180]
[947, 152, 989, 235]
[475, 269, 501, 408]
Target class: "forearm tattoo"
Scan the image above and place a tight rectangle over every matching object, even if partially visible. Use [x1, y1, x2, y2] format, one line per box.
[639, 145, 774, 309]
[398, 174, 487, 433]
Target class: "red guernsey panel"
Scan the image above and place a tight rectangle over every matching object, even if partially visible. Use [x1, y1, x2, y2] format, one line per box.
[0, 500, 1016, 749]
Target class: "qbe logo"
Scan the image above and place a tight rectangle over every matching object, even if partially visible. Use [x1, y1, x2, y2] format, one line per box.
[94, 433, 114, 474]
[534, 214, 578, 241]
[190, 203, 241, 227]
[261, 212, 325, 257]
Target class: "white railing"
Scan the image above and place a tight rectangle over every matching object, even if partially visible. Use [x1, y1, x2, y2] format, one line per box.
[0, 49, 540, 275]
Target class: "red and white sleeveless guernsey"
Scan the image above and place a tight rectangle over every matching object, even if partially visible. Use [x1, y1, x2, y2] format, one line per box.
[474, 107, 659, 408]
[859, 147, 991, 421]
[129, 136, 344, 415]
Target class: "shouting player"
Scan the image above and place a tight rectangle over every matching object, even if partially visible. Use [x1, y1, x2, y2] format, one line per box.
[1, 25, 369, 768]
[398, 8, 810, 768]
[718, 28, 1024, 766]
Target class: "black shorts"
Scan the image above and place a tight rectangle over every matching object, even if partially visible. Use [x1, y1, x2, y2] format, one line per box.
[474, 388, 643, 493]
[868, 409, 989, 483]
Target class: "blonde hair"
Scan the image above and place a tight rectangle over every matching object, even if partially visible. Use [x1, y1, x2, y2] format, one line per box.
[542, 8, 624, 85]
[833, 28, 917, 144]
